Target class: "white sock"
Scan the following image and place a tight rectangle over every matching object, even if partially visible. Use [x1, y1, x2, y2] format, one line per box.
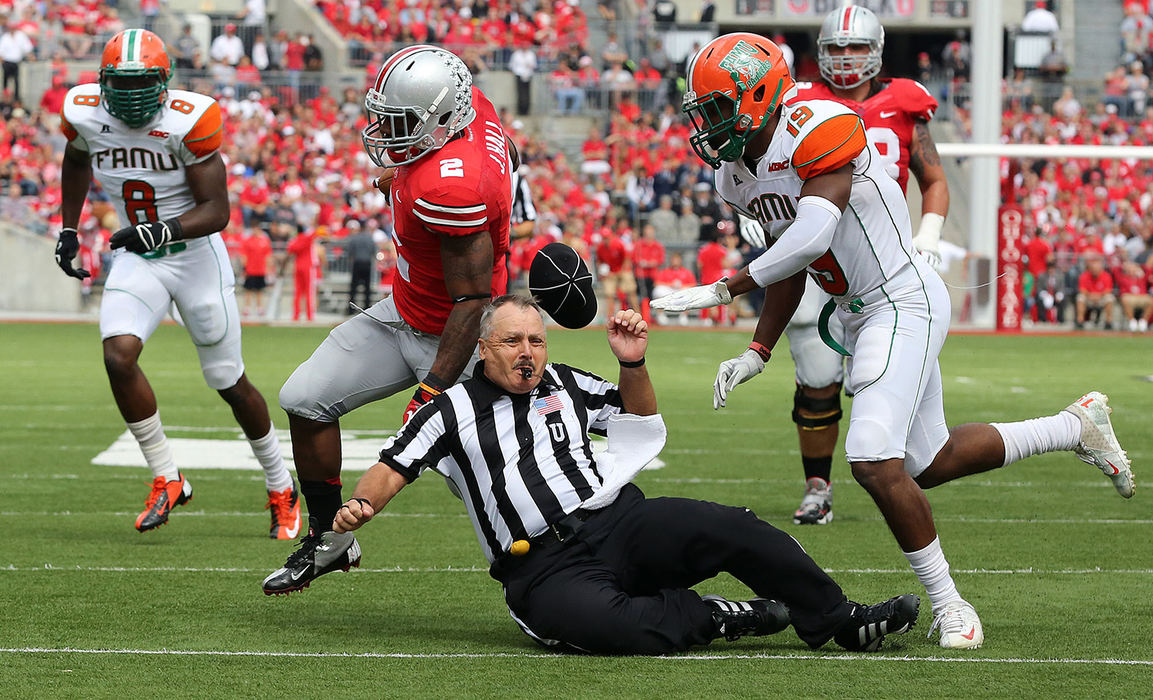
[249, 426, 293, 492]
[127, 412, 178, 481]
[991, 412, 1080, 467]
[904, 536, 962, 613]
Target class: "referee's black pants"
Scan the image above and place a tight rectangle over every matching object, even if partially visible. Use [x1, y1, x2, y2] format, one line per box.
[491, 484, 854, 655]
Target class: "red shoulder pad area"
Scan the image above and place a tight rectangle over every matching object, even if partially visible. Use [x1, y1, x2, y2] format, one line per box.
[890, 79, 938, 122]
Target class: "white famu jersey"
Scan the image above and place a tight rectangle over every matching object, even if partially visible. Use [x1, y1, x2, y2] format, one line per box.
[716, 96, 916, 301]
[61, 85, 223, 250]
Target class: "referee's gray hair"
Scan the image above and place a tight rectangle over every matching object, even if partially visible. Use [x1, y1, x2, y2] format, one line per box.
[479, 294, 547, 339]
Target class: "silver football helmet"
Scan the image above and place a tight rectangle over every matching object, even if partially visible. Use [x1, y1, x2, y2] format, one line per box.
[817, 4, 885, 89]
[362, 45, 477, 167]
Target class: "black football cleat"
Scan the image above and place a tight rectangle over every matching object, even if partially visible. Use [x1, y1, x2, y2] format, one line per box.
[703, 594, 791, 641]
[834, 594, 920, 652]
[262, 520, 361, 595]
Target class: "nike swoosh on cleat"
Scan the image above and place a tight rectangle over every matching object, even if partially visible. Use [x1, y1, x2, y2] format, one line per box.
[289, 568, 308, 581]
[961, 627, 976, 640]
[1105, 460, 1120, 475]
[284, 521, 301, 538]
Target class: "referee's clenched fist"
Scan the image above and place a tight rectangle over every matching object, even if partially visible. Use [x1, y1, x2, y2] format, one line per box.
[334, 497, 375, 533]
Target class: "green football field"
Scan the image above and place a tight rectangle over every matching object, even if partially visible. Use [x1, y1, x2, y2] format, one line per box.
[2, 322, 1151, 697]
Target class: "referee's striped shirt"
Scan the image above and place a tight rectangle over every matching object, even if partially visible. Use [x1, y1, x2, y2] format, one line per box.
[510, 170, 537, 226]
[379, 360, 623, 564]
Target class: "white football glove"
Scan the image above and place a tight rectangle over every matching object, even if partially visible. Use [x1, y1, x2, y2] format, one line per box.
[650, 280, 732, 313]
[713, 349, 765, 410]
[912, 212, 945, 271]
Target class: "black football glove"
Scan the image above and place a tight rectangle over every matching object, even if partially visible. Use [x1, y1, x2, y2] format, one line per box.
[54, 227, 90, 279]
[109, 219, 184, 254]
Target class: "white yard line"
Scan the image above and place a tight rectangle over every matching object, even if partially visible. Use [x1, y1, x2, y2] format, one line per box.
[0, 647, 1150, 665]
[0, 510, 468, 518]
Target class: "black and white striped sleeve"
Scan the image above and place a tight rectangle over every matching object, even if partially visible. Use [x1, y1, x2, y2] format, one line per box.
[510, 172, 537, 225]
[553, 364, 623, 436]
[378, 403, 453, 482]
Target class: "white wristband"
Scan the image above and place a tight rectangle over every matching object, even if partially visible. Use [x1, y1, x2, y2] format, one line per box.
[915, 212, 945, 244]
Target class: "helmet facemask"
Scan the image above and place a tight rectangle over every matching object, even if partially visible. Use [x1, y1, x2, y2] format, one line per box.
[100, 67, 169, 128]
[817, 43, 882, 89]
[684, 91, 746, 169]
[683, 78, 783, 169]
[362, 85, 452, 167]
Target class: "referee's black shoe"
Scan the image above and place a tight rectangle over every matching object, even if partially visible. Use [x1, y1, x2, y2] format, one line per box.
[834, 594, 920, 652]
[262, 519, 362, 595]
[703, 595, 791, 641]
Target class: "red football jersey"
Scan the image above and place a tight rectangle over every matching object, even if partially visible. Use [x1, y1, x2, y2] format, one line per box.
[389, 86, 512, 335]
[793, 78, 938, 194]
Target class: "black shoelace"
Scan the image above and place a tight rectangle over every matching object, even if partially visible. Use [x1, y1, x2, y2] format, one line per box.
[284, 533, 323, 567]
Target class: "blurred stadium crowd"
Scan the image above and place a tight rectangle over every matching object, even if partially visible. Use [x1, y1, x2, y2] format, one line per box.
[4, 0, 1153, 329]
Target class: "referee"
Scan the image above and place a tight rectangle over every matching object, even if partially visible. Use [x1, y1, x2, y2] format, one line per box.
[510, 166, 538, 241]
[334, 295, 919, 654]
[504, 164, 538, 291]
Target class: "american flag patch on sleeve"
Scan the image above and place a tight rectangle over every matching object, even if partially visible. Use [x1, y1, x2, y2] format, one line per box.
[533, 395, 564, 416]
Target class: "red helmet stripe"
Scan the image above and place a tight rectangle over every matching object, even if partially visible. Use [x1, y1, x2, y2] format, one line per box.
[375, 44, 435, 92]
[841, 6, 854, 31]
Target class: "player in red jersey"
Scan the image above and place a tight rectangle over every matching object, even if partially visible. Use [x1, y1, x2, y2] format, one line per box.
[798, 4, 949, 253]
[265, 45, 514, 595]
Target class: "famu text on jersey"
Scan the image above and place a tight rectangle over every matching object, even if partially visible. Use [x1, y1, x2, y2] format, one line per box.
[747, 191, 800, 227]
[90, 147, 181, 171]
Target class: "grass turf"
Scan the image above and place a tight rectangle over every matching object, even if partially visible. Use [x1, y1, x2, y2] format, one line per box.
[2, 322, 1151, 697]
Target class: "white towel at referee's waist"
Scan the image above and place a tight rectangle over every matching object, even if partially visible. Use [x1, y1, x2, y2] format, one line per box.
[581, 413, 666, 511]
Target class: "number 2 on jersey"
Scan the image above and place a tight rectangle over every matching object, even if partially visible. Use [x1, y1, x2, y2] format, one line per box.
[123, 180, 158, 225]
[439, 158, 464, 178]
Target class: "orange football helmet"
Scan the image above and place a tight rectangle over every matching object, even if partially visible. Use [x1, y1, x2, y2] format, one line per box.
[683, 33, 794, 168]
[99, 28, 172, 128]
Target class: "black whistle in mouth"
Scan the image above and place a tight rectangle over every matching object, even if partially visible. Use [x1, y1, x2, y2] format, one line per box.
[520, 367, 532, 379]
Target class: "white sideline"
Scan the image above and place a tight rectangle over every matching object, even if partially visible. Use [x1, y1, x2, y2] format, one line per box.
[1, 474, 1129, 489]
[1, 647, 1151, 665]
[4, 564, 1153, 575]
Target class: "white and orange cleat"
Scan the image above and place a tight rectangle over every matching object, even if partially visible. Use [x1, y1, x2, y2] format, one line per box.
[135, 473, 193, 532]
[266, 484, 302, 540]
[929, 599, 983, 649]
[1064, 391, 1134, 498]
